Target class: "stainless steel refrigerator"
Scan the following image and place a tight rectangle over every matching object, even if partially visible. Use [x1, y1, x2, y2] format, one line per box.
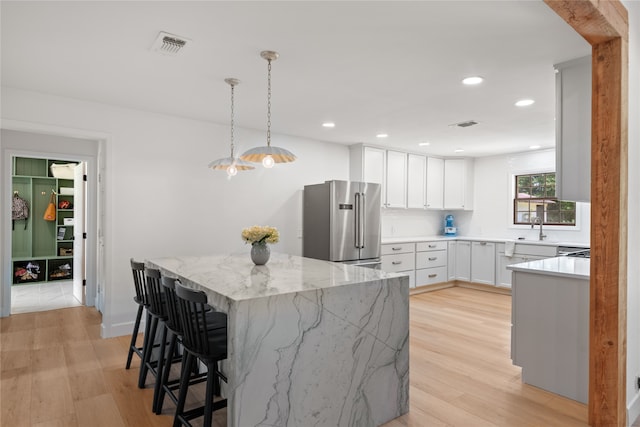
[303, 180, 381, 267]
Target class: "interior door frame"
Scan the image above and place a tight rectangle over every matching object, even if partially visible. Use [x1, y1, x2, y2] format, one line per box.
[545, 1, 629, 425]
[1, 121, 105, 319]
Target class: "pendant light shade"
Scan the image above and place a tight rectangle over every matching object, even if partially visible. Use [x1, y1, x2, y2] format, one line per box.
[208, 78, 255, 177]
[240, 51, 296, 167]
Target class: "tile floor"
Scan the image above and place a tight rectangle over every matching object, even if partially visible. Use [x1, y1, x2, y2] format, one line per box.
[11, 280, 82, 314]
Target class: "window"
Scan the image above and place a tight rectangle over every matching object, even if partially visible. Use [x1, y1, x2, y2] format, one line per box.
[514, 172, 576, 226]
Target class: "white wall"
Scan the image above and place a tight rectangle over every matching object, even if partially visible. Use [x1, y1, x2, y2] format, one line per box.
[465, 149, 590, 243]
[382, 149, 590, 243]
[0, 87, 349, 337]
[624, 0, 640, 422]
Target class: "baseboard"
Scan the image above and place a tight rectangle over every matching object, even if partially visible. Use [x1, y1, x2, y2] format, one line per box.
[455, 281, 512, 295]
[102, 319, 140, 339]
[410, 282, 455, 295]
[628, 392, 640, 426]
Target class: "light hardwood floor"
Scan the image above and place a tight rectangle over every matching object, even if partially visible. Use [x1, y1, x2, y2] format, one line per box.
[1, 287, 590, 426]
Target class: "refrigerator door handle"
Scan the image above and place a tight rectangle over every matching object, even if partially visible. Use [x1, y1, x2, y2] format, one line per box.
[360, 192, 366, 249]
[354, 192, 361, 248]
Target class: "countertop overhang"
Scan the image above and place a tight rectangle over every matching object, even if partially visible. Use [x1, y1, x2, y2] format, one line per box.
[148, 252, 406, 302]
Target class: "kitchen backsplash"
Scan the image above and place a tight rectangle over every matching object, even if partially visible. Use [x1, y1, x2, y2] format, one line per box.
[381, 207, 589, 243]
[381, 209, 464, 237]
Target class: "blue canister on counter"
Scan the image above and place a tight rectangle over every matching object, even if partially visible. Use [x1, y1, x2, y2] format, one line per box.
[444, 215, 457, 236]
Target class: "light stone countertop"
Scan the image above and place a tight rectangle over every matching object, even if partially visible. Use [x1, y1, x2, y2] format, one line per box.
[506, 256, 590, 279]
[381, 235, 589, 248]
[148, 251, 405, 302]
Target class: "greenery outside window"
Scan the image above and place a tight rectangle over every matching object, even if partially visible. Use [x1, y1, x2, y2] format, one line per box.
[514, 173, 576, 226]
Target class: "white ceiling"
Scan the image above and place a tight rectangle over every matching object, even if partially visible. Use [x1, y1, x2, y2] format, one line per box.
[1, 1, 590, 157]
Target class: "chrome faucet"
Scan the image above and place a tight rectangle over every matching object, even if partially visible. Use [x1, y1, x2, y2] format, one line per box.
[531, 217, 547, 241]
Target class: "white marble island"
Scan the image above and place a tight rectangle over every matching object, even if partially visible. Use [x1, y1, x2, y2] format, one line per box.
[507, 256, 589, 403]
[147, 252, 410, 427]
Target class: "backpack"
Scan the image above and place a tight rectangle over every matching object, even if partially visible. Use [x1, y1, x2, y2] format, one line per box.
[12, 193, 29, 230]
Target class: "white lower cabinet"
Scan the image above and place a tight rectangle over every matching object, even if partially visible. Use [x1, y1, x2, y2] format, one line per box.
[471, 241, 496, 285]
[495, 243, 558, 289]
[415, 241, 448, 286]
[454, 240, 471, 282]
[381, 243, 416, 288]
[447, 241, 456, 281]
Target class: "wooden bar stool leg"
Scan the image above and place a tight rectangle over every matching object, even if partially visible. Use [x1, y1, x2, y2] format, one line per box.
[151, 321, 169, 413]
[173, 352, 194, 427]
[156, 331, 178, 414]
[138, 315, 158, 388]
[126, 304, 144, 369]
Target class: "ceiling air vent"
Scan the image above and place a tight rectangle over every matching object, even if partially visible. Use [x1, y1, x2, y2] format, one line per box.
[449, 120, 479, 128]
[151, 32, 191, 56]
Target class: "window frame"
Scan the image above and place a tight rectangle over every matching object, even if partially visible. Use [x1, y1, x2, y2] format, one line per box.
[509, 170, 580, 230]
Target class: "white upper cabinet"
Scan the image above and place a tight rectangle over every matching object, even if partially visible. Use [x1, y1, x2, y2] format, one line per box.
[444, 158, 474, 210]
[351, 144, 386, 207]
[385, 150, 407, 208]
[362, 146, 385, 187]
[407, 154, 427, 209]
[555, 55, 591, 202]
[426, 157, 444, 209]
[351, 144, 474, 211]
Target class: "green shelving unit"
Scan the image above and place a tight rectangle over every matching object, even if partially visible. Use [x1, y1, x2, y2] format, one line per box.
[11, 157, 76, 285]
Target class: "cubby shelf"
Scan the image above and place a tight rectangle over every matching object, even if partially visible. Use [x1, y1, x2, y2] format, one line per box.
[12, 157, 77, 285]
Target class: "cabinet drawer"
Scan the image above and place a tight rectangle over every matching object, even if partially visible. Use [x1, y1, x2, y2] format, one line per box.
[381, 243, 415, 255]
[416, 241, 447, 252]
[416, 267, 448, 286]
[381, 253, 415, 272]
[416, 250, 447, 269]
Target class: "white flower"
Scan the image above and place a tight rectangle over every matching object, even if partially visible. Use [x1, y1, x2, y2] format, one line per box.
[241, 225, 280, 245]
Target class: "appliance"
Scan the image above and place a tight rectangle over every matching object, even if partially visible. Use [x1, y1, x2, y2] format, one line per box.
[557, 246, 590, 258]
[303, 180, 381, 267]
[240, 50, 296, 168]
[444, 214, 457, 236]
[208, 78, 255, 177]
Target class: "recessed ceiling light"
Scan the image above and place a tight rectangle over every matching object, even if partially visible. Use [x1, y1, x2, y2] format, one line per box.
[376, 133, 388, 138]
[515, 99, 535, 107]
[322, 122, 335, 128]
[529, 145, 541, 150]
[454, 149, 465, 153]
[462, 76, 483, 85]
[419, 142, 430, 146]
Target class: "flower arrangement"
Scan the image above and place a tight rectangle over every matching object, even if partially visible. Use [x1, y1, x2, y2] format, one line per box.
[241, 225, 280, 246]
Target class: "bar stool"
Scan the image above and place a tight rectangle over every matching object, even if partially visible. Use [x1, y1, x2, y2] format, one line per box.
[139, 267, 165, 390]
[126, 259, 150, 370]
[155, 277, 226, 415]
[174, 283, 228, 427]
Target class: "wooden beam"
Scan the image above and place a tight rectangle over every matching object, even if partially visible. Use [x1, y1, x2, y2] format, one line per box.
[544, 1, 629, 426]
[546, 0, 628, 44]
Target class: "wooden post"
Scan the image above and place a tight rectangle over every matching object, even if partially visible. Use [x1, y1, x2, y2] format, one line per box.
[544, 1, 628, 425]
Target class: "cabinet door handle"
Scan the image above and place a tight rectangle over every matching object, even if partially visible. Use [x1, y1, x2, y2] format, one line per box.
[392, 247, 402, 251]
[392, 261, 402, 265]
[428, 257, 437, 261]
[428, 244, 437, 248]
[428, 274, 437, 278]
[480, 242, 487, 246]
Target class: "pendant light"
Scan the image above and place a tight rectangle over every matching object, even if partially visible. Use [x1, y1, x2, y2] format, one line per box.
[240, 50, 296, 168]
[208, 78, 255, 177]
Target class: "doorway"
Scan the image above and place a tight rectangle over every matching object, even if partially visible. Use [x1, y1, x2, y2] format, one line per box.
[1, 128, 101, 318]
[10, 155, 87, 314]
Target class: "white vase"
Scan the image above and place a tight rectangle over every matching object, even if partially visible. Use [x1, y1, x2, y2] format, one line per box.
[251, 243, 270, 265]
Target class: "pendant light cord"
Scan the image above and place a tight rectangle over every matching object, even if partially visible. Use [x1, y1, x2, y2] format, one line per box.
[266, 58, 272, 148]
[230, 83, 235, 157]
